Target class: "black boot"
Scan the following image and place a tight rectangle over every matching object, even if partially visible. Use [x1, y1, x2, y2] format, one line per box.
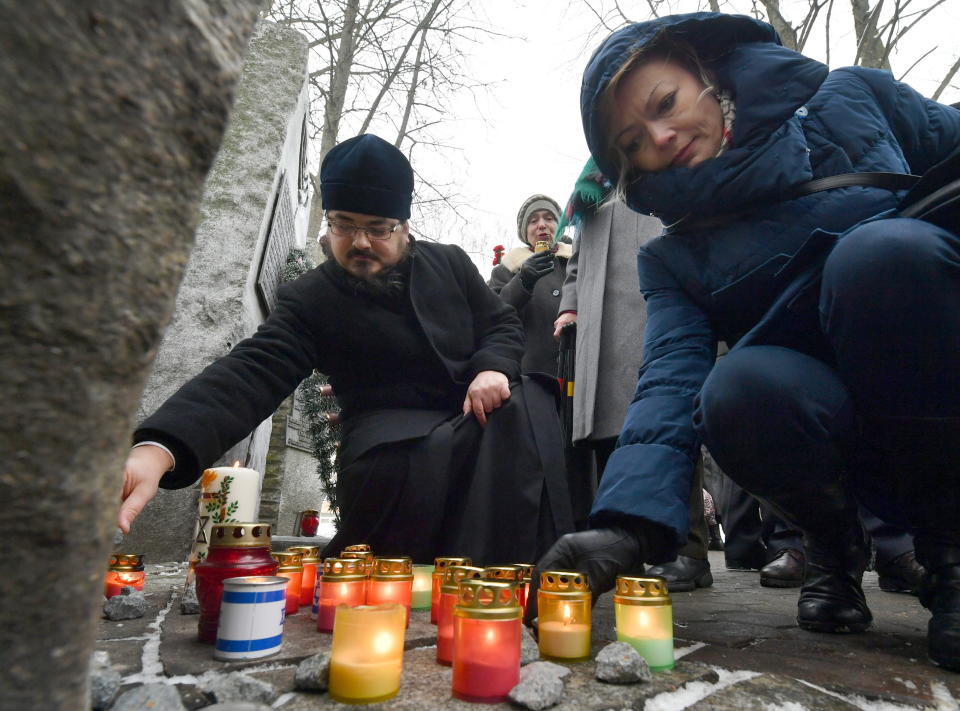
[916, 535, 960, 671]
[797, 522, 872, 633]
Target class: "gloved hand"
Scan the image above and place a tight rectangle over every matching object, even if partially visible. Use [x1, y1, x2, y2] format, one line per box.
[524, 527, 645, 625]
[518, 250, 555, 291]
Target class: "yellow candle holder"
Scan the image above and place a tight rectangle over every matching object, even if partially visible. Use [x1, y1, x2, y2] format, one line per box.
[431, 557, 472, 624]
[411, 564, 434, 610]
[613, 575, 674, 671]
[536, 570, 592, 662]
[329, 603, 405, 704]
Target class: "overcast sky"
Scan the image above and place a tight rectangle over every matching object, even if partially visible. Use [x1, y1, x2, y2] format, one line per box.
[406, 1, 960, 277]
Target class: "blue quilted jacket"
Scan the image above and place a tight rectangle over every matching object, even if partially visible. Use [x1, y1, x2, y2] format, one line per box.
[580, 13, 960, 549]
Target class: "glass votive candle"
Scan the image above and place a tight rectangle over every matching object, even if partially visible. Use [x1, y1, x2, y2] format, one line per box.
[195, 523, 278, 643]
[411, 564, 434, 611]
[340, 549, 375, 594]
[367, 558, 413, 626]
[537, 570, 592, 662]
[317, 557, 368, 633]
[452, 580, 521, 703]
[105, 554, 145, 598]
[214, 575, 287, 661]
[299, 509, 320, 537]
[328, 603, 405, 704]
[614, 575, 674, 671]
[432, 557, 472, 624]
[288, 545, 320, 608]
[437, 565, 484, 665]
[483, 566, 524, 610]
[271, 551, 303, 615]
[512, 563, 534, 613]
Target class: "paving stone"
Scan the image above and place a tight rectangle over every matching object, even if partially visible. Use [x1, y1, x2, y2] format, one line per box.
[198, 704, 275, 711]
[181, 583, 200, 615]
[294, 650, 331, 691]
[509, 662, 570, 710]
[594, 642, 652, 684]
[686, 673, 861, 710]
[111, 683, 187, 711]
[174, 683, 215, 710]
[521, 625, 540, 665]
[92, 639, 144, 677]
[100, 587, 173, 640]
[104, 587, 148, 620]
[88, 650, 121, 710]
[199, 671, 278, 705]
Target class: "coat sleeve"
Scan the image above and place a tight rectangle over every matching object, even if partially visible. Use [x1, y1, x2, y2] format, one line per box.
[589, 246, 716, 552]
[449, 247, 524, 381]
[558, 229, 580, 314]
[134, 275, 325, 488]
[489, 262, 534, 311]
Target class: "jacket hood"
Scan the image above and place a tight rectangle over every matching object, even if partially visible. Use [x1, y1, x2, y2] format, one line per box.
[581, 12, 829, 223]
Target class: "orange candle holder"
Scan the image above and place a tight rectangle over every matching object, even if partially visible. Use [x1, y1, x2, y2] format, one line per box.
[329, 603, 405, 704]
[288, 545, 320, 608]
[512, 563, 534, 613]
[431, 557, 472, 624]
[366, 558, 413, 626]
[483, 566, 524, 610]
[105, 554, 145, 598]
[537, 570, 592, 662]
[452, 580, 522, 702]
[272, 551, 303, 615]
[437, 565, 484, 665]
[317, 557, 367, 633]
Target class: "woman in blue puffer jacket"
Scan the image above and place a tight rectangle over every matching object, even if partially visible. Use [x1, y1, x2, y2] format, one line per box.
[532, 12, 960, 670]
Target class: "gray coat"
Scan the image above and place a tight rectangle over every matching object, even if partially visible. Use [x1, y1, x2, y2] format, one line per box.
[558, 200, 662, 442]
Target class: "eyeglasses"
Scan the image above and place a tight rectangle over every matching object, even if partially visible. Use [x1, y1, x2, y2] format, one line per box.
[326, 217, 404, 241]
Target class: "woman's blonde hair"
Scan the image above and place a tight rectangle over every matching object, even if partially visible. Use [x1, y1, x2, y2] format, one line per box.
[597, 30, 717, 198]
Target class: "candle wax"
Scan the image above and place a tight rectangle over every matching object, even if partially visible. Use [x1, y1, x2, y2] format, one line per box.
[299, 563, 317, 607]
[328, 659, 401, 703]
[537, 621, 591, 660]
[619, 636, 675, 670]
[452, 660, 519, 703]
[277, 571, 301, 614]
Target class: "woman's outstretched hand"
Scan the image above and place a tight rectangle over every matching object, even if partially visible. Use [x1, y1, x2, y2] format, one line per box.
[118, 445, 171, 533]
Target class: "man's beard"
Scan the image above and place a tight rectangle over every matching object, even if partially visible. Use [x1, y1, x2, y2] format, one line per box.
[320, 235, 413, 300]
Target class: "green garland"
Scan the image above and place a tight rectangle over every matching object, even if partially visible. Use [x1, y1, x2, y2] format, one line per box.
[282, 249, 341, 525]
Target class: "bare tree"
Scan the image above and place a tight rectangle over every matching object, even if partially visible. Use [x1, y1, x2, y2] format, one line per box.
[267, 0, 499, 240]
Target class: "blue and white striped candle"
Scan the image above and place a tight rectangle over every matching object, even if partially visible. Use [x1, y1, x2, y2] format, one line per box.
[215, 576, 287, 660]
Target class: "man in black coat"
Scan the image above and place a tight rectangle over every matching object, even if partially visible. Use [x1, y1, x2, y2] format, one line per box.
[119, 134, 575, 564]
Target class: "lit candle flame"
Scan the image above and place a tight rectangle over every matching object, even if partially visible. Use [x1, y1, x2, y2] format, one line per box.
[562, 603, 572, 626]
[232, 461, 240, 468]
[373, 631, 395, 655]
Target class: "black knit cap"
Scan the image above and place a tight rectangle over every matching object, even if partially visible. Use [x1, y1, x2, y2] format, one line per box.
[320, 134, 414, 220]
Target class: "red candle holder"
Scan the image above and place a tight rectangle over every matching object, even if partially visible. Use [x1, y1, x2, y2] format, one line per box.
[104, 554, 145, 598]
[437, 565, 484, 665]
[195, 523, 278, 643]
[299, 509, 320, 537]
[483, 566, 524, 611]
[317, 557, 367, 633]
[452, 579, 522, 703]
[431, 557, 472, 625]
[366, 558, 413, 626]
[288, 545, 320, 607]
[272, 550, 304, 615]
[512, 563, 534, 614]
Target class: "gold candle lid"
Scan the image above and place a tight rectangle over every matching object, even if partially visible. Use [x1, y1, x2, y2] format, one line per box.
[512, 563, 534, 582]
[108, 553, 144, 572]
[342, 543, 372, 553]
[483, 566, 521, 582]
[539, 570, 591, 596]
[454, 579, 521, 620]
[534, 240, 551, 253]
[613, 575, 671, 605]
[321, 557, 366, 580]
[434, 556, 472, 571]
[441, 565, 484, 594]
[371, 557, 413, 580]
[300, 509, 320, 516]
[272, 551, 303, 572]
[209, 523, 272, 548]
[288, 545, 321, 564]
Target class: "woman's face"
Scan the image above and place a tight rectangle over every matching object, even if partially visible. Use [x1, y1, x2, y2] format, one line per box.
[609, 57, 723, 173]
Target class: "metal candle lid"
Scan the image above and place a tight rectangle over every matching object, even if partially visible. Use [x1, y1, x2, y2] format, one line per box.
[539, 570, 591, 596]
[434, 556, 472, 571]
[534, 240, 551, 253]
[209, 523, 272, 548]
[441, 565, 484, 594]
[371, 557, 413, 580]
[288, 545, 321, 564]
[108, 553, 144, 572]
[483, 566, 521, 582]
[342, 543, 372, 553]
[512, 563, 534, 582]
[301, 509, 320, 516]
[321, 557, 366, 581]
[455, 579, 521, 620]
[271, 551, 303, 572]
[613, 575, 671, 605]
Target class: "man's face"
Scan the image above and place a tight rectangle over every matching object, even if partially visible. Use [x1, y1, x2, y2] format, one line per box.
[325, 210, 410, 278]
[525, 209, 558, 248]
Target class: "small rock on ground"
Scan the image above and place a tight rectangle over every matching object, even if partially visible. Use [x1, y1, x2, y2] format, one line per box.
[89, 651, 121, 710]
[103, 586, 147, 620]
[180, 583, 200, 615]
[198, 704, 274, 711]
[294, 650, 331, 691]
[595, 642, 652, 684]
[521, 626, 540, 665]
[200, 672, 278, 705]
[509, 661, 570, 710]
[111, 683, 187, 711]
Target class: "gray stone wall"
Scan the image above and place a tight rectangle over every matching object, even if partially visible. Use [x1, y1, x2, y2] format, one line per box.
[126, 21, 310, 562]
